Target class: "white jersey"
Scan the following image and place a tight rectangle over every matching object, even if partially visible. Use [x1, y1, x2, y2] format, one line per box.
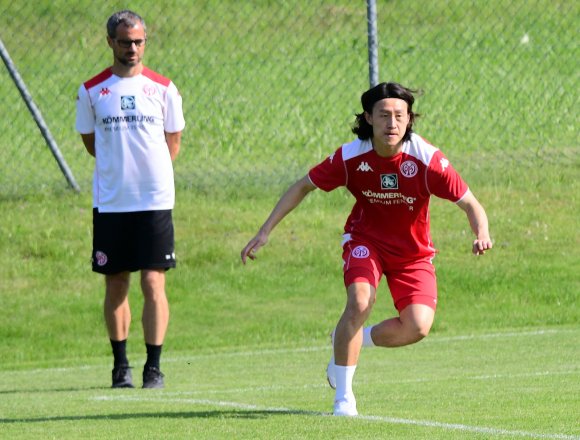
[76, 67, 185, 212]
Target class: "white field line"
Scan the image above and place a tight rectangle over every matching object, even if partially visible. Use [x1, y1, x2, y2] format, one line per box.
[163, 329, 576, 363]
[12, 328, 579, 375]
[105, 369, 577, 397]
[92, 394, 580, 440]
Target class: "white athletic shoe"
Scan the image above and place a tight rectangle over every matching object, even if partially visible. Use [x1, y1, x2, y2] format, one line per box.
[326, 355, 336, 389]
[326, 330, 336, 389]
[333, 396, 358, 417]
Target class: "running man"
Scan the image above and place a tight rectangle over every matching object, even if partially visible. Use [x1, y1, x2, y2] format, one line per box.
[240, 82, 492, 416]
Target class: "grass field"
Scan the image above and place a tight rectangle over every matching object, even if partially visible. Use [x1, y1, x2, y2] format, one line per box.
[1, 163, 578, 438]
[0, 1, 579, 438]
[1, 327, 578, 439]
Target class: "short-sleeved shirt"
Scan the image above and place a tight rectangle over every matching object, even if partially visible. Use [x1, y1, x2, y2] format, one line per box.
[76, 67, 185, 213]
[308, 133, 469, 261]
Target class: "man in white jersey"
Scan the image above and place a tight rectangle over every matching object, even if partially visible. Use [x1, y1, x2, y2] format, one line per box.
[75, 10, 185, 389]
[241, 82, 492, 416]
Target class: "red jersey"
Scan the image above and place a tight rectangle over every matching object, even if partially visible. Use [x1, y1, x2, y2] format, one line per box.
[308, 133, 469, 260]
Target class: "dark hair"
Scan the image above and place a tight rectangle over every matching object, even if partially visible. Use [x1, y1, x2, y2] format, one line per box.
[352, 82, 420, 142]
[107, 10, 146, 39]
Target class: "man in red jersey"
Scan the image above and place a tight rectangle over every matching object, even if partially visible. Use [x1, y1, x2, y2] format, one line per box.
[241, 82, 492, 416]
[76, 10, 185, 389]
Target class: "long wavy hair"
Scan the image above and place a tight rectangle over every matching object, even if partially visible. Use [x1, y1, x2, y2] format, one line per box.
[352, 82, 420, 142]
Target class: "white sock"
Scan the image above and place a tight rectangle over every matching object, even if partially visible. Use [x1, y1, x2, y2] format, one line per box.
[362, 326, 376, 347]
[334, 365, 357, 401]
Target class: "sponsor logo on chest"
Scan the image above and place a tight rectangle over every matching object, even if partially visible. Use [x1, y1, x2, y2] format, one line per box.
[121, 96, 136, 110]
[381, 173, 398, 190]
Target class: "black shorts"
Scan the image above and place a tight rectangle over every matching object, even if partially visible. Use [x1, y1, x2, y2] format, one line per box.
[92, 208, 176, 274]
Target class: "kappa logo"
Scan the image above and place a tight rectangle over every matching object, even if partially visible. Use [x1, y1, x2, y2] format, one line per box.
[357, 161, 373, 172]
[352, 245, 370, 259]
[99, 88, 110, 96]
[400, 160, 418, 178]
[440, 158, 449, 171]
[381, 173, 398, 190]
[121, 95, 136, 110]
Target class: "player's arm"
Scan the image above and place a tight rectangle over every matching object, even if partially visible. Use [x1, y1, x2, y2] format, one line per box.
[241, 175, 317, 264]
[165, 131, 182, 161]
[456, 191, 493, 255]
[81, 133, 96, 157]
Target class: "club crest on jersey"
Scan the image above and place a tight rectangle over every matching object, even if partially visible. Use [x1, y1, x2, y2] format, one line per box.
[95, 251, 108, 266]
[120, 96, 136, 110]
[381, 174, 398, 190]
[143, 84, 157, 96]
[400, 160, 418, 178]
[352, 245, 370, 259]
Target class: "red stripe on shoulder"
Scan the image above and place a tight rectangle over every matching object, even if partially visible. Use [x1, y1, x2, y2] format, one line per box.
[142, 67, 171, 86]
[83, 68, 113, 90]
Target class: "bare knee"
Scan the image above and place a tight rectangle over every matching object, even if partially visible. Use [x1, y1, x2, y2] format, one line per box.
[140, 270, 166, 301]
[400, 304, 435, 343]
[343, 283, 376, 326]
[405, 318, 431, 342]
[105, 272, 130, 303]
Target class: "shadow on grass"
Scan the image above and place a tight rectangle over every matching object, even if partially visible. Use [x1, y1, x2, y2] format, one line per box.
[0, 386, 110, 395]
[0, 408, 325, 424]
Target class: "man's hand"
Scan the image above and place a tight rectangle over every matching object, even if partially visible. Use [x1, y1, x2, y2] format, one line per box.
[241, 231, 269, 265]
[472, 238, 493, 255]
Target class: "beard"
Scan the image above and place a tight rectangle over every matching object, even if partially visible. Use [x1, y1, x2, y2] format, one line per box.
[116, 53, 141, 66]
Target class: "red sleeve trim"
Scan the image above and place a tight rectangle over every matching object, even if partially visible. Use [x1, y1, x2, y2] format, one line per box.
[142, 67, 171, 86]
[83, 68, 113, 90]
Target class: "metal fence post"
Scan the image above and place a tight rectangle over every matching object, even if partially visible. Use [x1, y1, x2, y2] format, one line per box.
[0, 37, 80, 192]
[367, 0, 379, 87]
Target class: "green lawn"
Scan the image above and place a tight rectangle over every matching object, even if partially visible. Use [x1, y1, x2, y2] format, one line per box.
[1, 155, 578, 437]
[0, 1, 578, 438]
[1, 327, 578, 439]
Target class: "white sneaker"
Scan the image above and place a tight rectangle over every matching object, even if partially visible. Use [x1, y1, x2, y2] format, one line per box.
[333, 397, 358, 416]
[326, 356, 336, 389]
[326, 330, 336, 389]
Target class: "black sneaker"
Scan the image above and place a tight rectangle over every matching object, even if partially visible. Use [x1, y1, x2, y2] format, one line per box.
[112, 365, 134, 388]
[142, 366, 165, 389]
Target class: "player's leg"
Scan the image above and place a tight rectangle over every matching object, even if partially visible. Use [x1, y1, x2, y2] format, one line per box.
[363, 259, 437, 348]
[105, 272, 132, 341]
[329, 241, 382, 416]
[141, 268, 169, 387]
[135, 210, 175, 388]
[333, 281, 376, 416]
[368, 303, 435, 347]
[334, 281, 376, 366]
[141, 269, 169, 346]
[104, 271, 134, 388]
[93, 208, 134, 388]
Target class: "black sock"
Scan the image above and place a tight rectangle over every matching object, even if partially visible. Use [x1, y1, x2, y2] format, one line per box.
[110, 339, 129, 367]
[145, 344, 162, 370]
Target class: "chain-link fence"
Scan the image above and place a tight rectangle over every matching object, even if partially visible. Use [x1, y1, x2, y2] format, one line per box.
[0, 1, 577, 197]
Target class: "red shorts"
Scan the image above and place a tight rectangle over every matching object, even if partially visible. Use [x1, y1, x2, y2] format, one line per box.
[342, 240, 437, 312]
